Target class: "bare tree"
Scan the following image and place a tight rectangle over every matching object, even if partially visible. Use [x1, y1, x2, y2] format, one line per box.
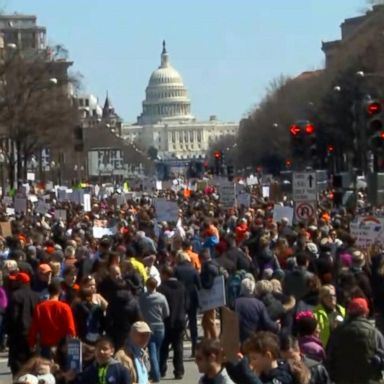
[0, 44, 80, 186]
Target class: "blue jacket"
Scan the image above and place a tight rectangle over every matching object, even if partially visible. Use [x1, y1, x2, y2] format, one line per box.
[76, 359, 131, 384]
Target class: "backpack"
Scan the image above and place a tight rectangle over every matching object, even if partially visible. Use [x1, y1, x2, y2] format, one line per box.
[226, 270, 248, 309]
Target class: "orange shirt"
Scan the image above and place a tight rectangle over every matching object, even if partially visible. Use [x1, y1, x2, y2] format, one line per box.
[187, 249, 201, 272]
[28, 299, 76, 348]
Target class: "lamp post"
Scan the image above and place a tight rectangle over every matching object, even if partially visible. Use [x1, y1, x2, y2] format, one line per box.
[0, 152, 6, 197]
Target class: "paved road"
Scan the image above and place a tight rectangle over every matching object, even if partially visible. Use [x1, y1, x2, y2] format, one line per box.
[0, 349, 200, 383]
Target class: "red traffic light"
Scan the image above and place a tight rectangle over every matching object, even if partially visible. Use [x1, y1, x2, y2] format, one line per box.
[367, 102, 382, 116]
[214, 151, 222, 160]
[289, 124, 301, 136]
[327, 144, 334, 153]
[285, 159, 292, 168]
[380, 131, 384, 140]
[305, 123, 315, 135]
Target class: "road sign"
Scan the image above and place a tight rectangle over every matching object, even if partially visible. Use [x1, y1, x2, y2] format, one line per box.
[295, 201, 317, 222]
[293, 172, 317, 201]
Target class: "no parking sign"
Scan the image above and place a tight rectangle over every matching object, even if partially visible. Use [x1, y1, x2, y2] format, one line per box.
[295, 201, 317, 222]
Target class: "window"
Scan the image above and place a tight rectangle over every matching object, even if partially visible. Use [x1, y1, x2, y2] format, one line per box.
[85, 99, 89, 107]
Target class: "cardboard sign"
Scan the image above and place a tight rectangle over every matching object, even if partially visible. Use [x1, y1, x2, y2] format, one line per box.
[0, 222, 12, 237]
[273, 204, 294, 225]
[221, 307, 240, 363]
[14, 197, 27, 214]
[154, 199, 179, 222]
[198, 275, 226, 312]
[67, 338, 82, 373]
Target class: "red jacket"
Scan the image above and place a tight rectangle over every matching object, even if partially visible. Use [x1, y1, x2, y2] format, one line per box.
[28, 299, 76, 348]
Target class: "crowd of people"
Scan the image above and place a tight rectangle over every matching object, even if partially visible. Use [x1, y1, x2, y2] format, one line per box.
[1, 178, 384, 384]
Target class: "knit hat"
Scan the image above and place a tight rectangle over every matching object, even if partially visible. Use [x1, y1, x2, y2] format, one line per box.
[348, 297, 369, 317]
[8, 272, 30, 284]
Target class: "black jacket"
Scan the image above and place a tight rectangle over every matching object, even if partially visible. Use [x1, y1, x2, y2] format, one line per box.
[200, 260, 219, 289]
[158, 278, 186, 330]
[105, 289, 142, 349]
[303, 356, 331, 384]
[5, 284, 39, 338]
[174, 261, 201, 308]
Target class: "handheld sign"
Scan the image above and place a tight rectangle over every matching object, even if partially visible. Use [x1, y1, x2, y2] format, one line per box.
[67, 338, 82, 373]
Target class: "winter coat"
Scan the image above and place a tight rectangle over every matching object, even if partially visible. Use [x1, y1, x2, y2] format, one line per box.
[298, 335, 326, 362]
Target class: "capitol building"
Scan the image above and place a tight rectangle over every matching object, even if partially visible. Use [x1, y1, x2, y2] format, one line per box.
[121, 42, 238, 160]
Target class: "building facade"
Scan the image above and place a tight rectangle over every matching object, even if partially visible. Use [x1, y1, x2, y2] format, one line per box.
[122, 42, 238, 160]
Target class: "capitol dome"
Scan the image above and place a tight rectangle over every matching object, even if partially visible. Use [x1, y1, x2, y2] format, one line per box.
[138, 41, 194, 125]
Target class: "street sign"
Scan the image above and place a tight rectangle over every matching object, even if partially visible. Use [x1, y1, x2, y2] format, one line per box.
[293, 172, 317, 201]
[294, 201, 317, 222]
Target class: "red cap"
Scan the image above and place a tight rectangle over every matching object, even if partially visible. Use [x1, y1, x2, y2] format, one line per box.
[348, 297, 369, 316]
[9, 272, 30, 284]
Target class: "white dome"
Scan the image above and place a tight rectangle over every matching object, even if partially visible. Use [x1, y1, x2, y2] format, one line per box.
[138, 41, 194, 125]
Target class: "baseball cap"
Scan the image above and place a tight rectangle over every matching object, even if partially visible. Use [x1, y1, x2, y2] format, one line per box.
[8, 272, 31, 284]
[131, 321, 152, 334]
[14, 374, 38, 384]
[38, 264, 52, 274]
[348, 297, 369, 317]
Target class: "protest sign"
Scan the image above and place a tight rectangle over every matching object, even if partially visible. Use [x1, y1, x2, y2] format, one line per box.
[14, 197, 27, 214]
[262, 186, 270, 198]
[92, 226, 116, 239]
[57, 188, 68, 202]
[55, 209, 67, 222]
[115, 194, 126, 207]
[36, 200, 50, 215]
[156, 180, 162, 190]
[5, 208, 15, 216]
[237, 192, 251, 208]
[198, 275, 226, 312]
[221, 307, 240, 363]
[154, 199, 179, 222]
[350, 216, 384, 249]
[67, 338, 82, 373]
[0, 222, 12, 237]
[83, 194, 91, 212]
[273, 204, 294, 225]
[27, 172, 35, 181]
[219, 183, 235, 209]
[2, 197, 12, 206]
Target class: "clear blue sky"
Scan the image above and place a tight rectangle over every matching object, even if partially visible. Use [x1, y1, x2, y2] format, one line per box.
[5, 0, 366, 122]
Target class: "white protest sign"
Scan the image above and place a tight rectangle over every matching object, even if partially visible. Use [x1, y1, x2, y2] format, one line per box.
[246, 175, 258, 186]
[28, 195, 38, 203]
[27, 172, 35, 181]
[154, 199, 179, 222]
[55, 209, 67, 222]
[237, 192, 251, 208]
[14, 197, 27, 214]
[293, 172, 317, 202]
[156, 180, 162, 190]
[83, 194, 91, 212]
[92, 226, 116, 239]
[57, 188, 68, 202]
[273, 204, 294, 225]
[350, 216, 384, 249]
[219, 182, 235, 208]
[294, 201, 317, 222]
[198, 275, 226, 312]
[6, 208, 15, 216]
[262, 186, 270, 198]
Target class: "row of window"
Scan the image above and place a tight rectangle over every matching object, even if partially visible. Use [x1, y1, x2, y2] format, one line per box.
[147, 89, 185, 100]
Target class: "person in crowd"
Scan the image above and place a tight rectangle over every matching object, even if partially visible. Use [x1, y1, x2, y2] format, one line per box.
[181, 239, 201, 272]
[60, 265, 79, 305]
[280, 334, 331, 384]
[31, 263, 52, 300]
[242, 331, 307, 384]
[313, 284, 345, 347]
[139, 277, 169, 383]
[158, 265, 186, 380]
[115, 321, 151, 384]
[14, 356, 57, 384]
[174, 250, 201, 357]
[105, 283, 142, 350]
[195, 339, 235, 384]
[199, 248, 220, 340]
[283, 252, 313, 302]
[295, 311, 325, 362]
[326, 297, 384, 384]
[235, 278, 279, 343]
[28, 279, 76, 364]
[6, 272, 40, 375]
[75, 336, 131, 384]
[80, 275, 108, 311]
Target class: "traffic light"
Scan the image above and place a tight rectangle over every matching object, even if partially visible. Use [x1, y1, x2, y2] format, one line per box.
[289, 120, 316, 161]
[74, 125, 84, 152]
[366, 100, 384, 150]
[213, 150, 223, 175]
[214, 150, 222, 160]
[227, 164, 234, 181]
[327, 144, 335, 155]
